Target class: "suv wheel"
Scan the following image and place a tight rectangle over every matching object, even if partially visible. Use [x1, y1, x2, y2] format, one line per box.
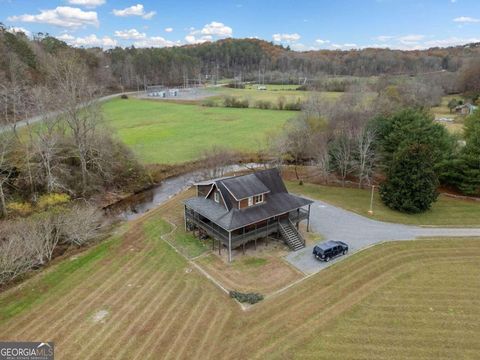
[343, 250, 348, 255]
[325, 256, 330, 262]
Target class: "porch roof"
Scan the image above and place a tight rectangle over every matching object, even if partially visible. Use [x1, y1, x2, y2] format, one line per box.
[185, 192, 312, 231]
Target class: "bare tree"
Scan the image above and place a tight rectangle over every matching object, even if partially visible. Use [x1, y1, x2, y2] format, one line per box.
[61, 203, 102, 246]
[200, 145, 236, 179]
[29, 86, 69, 194]
[313, 132, 331, 184]
[354, 127, 377, 188]
[49, 53, 103, 195]
[331, 129, 354, 187]
[0, 130, 14, 218]
[278, 117, 313, 180]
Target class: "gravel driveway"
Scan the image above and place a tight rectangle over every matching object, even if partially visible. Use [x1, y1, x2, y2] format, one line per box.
[285, 199, 480, 274]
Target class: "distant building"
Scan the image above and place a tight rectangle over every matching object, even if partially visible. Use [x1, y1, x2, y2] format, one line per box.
[454, 103, 478, 115]
[436, 117, 454, 123]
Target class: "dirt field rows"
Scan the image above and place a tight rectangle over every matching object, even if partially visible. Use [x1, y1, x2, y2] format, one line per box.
[0, 196, 479, 359]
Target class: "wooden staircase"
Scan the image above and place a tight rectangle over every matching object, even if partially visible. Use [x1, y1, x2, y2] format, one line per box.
[279, 220, 305, 251]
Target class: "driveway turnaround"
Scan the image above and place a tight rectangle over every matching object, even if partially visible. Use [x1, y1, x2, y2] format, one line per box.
[285, 199, 480, 274]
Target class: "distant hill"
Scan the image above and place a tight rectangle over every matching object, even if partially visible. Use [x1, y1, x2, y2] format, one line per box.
[1, 24, 479, 89]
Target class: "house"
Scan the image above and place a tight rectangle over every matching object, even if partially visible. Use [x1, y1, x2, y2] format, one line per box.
[184, 168, 313, 262]
[454, 103, 478, 115]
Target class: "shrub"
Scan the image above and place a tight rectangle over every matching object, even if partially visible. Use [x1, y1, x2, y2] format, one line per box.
[120, 94, 128, 99]
[37, 193, 71, 209]
[225, 82, 245, 89]
[202, 98, 217, 107]
[284, 100, 302, 111]
[229, 290, 264, 304]
[6, 202, 33, 217]
[254, 100, 273, 110]
[223, 96, 249, 108]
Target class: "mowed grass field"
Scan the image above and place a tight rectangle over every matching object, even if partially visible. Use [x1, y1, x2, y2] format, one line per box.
[208, 86, 340, 104]
[288, 181, 480, 227]
[1, 191, 480, 359]
[102, 98, 295, 164]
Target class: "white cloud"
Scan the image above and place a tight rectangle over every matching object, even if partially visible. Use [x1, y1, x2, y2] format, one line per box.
[453, 16, 480, 23]
[398, 34, 425, 44]
[374, 35, 394, 42]
[185, 21, 232, 44]
[197, 21, 232, 37]
[66, 0, 105, 8]
[424, 37, 480, 48]
[290, 43, 319, 51]
[8, 6, 99, 28]
[185, 34, 212, 44]
[114, 28, 146, 40]
[331, 43, 358, 50]
[7, 26, 31, 36]
[59, 34, 117, 48]
[134, 36, 180, 48]
[315, 38, 330, 45]
[272, 33, 301, 43]
[113, 4, 156, 19]
[164, 27, 173, 33]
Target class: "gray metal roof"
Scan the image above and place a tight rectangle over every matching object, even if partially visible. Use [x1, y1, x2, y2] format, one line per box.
[221, 173, 270, 200]
[185, 193, 312, 231]
[185, 168, 313, 231]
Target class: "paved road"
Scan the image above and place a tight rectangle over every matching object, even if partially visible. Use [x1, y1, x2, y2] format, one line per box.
[0, 91, 141, 134]
[285, 199, 480, 274]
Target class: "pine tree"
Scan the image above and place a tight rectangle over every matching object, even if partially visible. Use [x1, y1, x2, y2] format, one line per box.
[380, 144, 439, 213]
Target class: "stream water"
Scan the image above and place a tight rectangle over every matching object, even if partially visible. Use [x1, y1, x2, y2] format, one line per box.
[110, 163, 264, 221]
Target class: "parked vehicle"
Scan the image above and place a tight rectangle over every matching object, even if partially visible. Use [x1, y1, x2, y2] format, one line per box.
[313, 240, 349, 262]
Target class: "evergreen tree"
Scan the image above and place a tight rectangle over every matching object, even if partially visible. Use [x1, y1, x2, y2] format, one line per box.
[456, 112, 480, 195]
[371, 108, 454, 170]
[380, 144, 439, 213]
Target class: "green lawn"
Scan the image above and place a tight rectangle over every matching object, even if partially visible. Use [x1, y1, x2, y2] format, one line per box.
[208, 86, 339, 104]
[288, 181, 480, 227]
[103, 98, 295, 164]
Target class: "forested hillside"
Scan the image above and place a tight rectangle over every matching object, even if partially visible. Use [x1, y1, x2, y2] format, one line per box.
[2, 24, 480, 92]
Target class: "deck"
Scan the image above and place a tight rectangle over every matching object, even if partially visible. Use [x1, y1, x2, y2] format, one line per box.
[185, 208, 309, 248]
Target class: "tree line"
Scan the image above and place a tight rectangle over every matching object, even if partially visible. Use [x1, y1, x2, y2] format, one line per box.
[2, 25, 480, 96]
[271, 88, 480, 213]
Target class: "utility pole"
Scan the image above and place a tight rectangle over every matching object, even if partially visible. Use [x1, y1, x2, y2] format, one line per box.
[368, 185, 375, 215]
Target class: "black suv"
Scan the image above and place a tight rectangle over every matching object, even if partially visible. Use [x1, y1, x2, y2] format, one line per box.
[313, 241, 349, 262]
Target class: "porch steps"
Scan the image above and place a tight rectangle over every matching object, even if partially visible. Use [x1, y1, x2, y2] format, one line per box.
[279, 221, 305, 251]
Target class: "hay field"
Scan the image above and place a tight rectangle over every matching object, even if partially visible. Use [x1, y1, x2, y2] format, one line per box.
[0, 192, 479, 359]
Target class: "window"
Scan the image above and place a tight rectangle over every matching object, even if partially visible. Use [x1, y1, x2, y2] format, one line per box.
[214, 192, 219, 203]
[253, 194, 264, 204]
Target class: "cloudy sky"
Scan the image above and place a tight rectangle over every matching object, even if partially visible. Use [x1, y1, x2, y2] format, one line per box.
[2, 0, 480, 50]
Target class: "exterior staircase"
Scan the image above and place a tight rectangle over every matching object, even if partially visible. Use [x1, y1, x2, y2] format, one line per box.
[279, 220, 305, 251]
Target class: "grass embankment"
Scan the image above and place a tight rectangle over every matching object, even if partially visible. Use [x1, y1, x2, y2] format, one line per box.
[103, 98, 294, 164]
[288, 181, 480, 227]
[1, 209, 479, 359]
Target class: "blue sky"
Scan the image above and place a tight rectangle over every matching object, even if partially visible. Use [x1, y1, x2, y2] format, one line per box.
[2, 0, 480, 50]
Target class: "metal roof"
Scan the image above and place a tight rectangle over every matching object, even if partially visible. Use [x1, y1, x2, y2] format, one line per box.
[221, 173, 270, 200]
[186, 168, 313, 231]
[185, 193, 312, 231]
